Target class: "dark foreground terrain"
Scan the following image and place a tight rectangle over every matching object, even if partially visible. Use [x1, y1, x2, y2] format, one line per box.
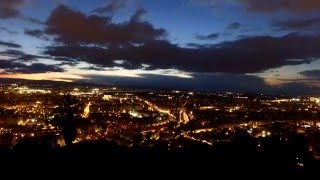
[0, 138, 319, 178]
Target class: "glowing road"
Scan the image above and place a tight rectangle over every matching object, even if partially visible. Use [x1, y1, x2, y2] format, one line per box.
[137, 97, 176, 119]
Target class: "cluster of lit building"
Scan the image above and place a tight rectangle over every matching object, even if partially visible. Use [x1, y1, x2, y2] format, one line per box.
[0, 82, 320, 164]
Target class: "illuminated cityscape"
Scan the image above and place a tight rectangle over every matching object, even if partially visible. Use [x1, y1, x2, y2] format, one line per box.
[2, 0, 320, 175]
[0, 80, 319, 174]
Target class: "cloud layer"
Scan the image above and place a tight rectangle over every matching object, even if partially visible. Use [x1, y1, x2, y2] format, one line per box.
[0, 60, 64, 74]
[0, 41, 22, 48]
[195, 33, 220, 40]
[25, 29, 49, 40]
[45, 33, 319, 73]
[0, 0, 27, 19]
[299, 70, 320, 79]
[93, 0, 128, 14]
[272, 17, 320, 31]
[44, 5, 166, 46]
[1, 1, 320, 94]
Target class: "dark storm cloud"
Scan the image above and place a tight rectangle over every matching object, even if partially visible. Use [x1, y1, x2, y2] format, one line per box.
[93, 0, 128, 14]
[0, 26, 18, 34]
[186, 43, 211, 48]
[239, 0, 320, 13]
[49, 56, 79, 66]
[0, 0, 27, 19]
[0, 60, 26, 69]
[227, 22, 241, 30]
[130, 8, 147, 22]
[22, 16, 44, 25]
[0, 0, 43, 23]
[45, 33, 320, 74]
[0, 49, 43, 62]
[299, 70, 320, 79]
[44, 5, 166, 46]
[0, 49, 24, 57]
[0, 41, 21, 48]
[25, 29, 49, 40]
[0, 60, 64, 74]
[53, 57, 78, 62]
[6, 63, 64, 74]
[195, 33, 219, 40]
[58, 61, 79, 66]
[80, 66, 105, 71]
[17, 54, 43, 62]
[272, 17, 320, 31]
[45, 45, 146, 69]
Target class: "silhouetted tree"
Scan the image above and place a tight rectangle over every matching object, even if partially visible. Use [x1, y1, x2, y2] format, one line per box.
[146, 132, 152, 141]
[233, 128, 253, 151]
[53, 95, 79, 145]
[133, 133, 144, 145]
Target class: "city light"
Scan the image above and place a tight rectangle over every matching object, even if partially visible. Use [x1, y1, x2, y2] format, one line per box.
[0, 82, 319, 172]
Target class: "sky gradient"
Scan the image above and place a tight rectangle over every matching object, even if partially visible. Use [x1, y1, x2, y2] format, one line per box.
[1, 0, 320, 94]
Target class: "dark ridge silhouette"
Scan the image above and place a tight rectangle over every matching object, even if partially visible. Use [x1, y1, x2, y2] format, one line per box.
[0, 130, 318, 178]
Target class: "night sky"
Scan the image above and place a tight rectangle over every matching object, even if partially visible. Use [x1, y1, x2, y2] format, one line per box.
[1, 0, 320, 94]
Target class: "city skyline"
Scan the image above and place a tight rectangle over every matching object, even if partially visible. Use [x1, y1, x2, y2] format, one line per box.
[1, 0, 320, 94]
